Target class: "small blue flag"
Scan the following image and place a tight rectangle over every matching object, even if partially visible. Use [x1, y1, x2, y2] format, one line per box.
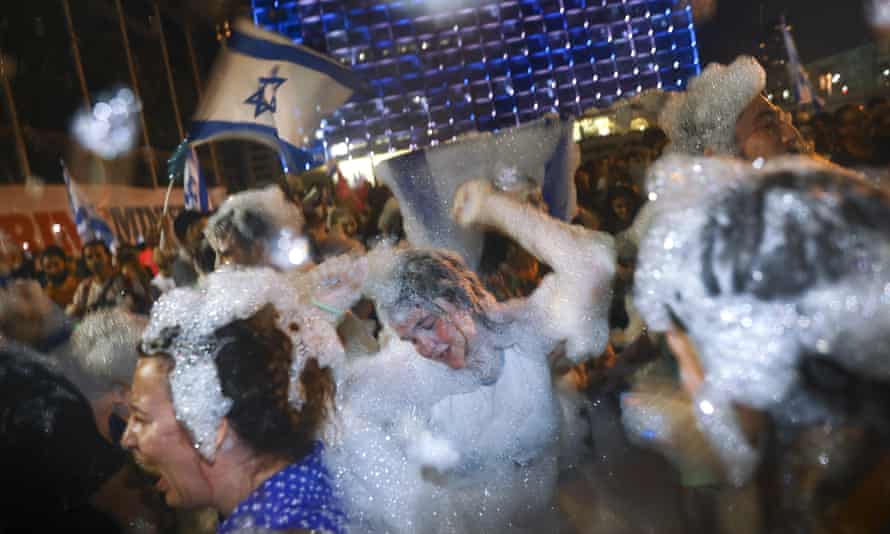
[62, 161, 118, 251]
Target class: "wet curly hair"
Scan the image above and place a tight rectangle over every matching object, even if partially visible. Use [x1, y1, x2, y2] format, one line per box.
[142, 304, 334, 462]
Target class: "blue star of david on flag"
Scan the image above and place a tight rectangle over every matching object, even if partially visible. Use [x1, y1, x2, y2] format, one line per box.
[189, 19, 364, 173]
[244, 66, 287, 118]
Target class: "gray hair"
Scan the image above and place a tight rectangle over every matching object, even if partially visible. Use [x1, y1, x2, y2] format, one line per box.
[68, 310, 147, 399]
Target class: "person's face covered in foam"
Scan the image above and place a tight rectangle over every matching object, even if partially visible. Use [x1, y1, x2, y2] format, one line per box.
[391, 300, 476, 371]
[734, 95, 808, 160]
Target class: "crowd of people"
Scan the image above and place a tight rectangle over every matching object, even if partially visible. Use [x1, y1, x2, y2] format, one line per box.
[2, 53, 890, 534]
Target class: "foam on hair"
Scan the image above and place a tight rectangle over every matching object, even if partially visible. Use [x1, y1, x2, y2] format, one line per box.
[633, 154, 890, 483]
[141, 267, 343, 460]
[205, 185, 306, 270]
[659, 55, 766, 156]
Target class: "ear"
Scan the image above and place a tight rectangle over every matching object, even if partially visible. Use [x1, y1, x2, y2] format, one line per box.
[213, 418, 232, 457]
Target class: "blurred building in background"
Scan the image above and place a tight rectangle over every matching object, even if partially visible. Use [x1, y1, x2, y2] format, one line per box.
[1, 0, 702, 189]
[252, 0, 702, 162]
[755, 16, 890, 111]
[806, 41, 890, 109]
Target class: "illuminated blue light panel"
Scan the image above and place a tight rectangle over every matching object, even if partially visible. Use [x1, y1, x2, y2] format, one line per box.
[252, 0, 700, 160]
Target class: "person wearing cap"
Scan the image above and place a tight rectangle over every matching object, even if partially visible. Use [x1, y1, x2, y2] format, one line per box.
[659, 55, 809, 161]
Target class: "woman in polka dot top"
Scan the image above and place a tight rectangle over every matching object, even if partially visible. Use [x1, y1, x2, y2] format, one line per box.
[123, 301, 346, 534]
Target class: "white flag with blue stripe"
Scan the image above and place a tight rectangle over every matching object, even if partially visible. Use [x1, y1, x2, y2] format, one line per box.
[62, 162, 118, 251]
[374, 115, 578, 269]
[780, 19, 823, 109]
[190, 19, 362, 172]
[183, 147, 211, 212]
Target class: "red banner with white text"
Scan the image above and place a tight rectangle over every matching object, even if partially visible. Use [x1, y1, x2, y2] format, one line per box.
[0, 185, 224, 255]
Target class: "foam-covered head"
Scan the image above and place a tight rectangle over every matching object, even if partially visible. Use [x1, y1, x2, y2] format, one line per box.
[205, 185, 308, 271]
[69, 310, 147, 399]
[366, 247, 496, 326]
[635, 155, 890, 410]
[659, 56, 766, 156]
[365, 246, 508, 382]
[140, 267, 332, 459]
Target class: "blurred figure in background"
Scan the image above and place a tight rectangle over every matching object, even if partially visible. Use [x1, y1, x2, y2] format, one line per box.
[67, 240, 143, 318]
[0, 284, 171, 533]
[40, 245, 81, 309]
[602, 185, 642, 236]
[317, 206, 365, 260]
[171, 210, 212, 284]
[832, 104, 875, 167]
[659, 55, 808, 160]
[116, 245, 153, 312]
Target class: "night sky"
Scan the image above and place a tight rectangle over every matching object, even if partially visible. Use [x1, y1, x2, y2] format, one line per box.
[696, 0, 874, 65]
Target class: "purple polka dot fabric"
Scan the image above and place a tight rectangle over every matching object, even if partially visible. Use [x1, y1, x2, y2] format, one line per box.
[218, 442, 347, 534]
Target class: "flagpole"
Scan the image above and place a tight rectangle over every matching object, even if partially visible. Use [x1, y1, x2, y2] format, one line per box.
[0, 54, 32, 179]
[184, 22, 224, 186]
[61, 0, 91, 109]
[154, 4, 185, 140]
[153, 7, 187, 250]
[114, 0, 159, 188]
[61, 0, 113, 184]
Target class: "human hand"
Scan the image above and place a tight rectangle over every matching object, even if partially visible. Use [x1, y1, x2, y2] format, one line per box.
[451, 179, 494, 227]
[310, 254, 369, 316]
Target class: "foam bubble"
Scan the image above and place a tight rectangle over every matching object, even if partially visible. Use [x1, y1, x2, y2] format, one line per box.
[866, 0, 890, 31]
[71, 87, 142, 160]
[205, 186, 306, 271]
[659, 56, 766, 156]
[633, 154, 890, 483]
[142, 267, 343, 460]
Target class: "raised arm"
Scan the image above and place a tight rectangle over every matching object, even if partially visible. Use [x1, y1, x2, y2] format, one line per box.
[452, 179, 616, 362]
[287, 253, 369, 324]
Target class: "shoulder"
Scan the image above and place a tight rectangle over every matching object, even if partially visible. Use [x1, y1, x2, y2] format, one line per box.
[220, 444, 347, 534]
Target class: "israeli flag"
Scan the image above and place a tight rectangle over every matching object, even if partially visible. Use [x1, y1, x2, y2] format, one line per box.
[374, 115, 578, 269]
[62, 162, 118, 251]
[183, 147, 211, 212]
[190, 19, 362, 172]
[780, 19, 823, 109]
